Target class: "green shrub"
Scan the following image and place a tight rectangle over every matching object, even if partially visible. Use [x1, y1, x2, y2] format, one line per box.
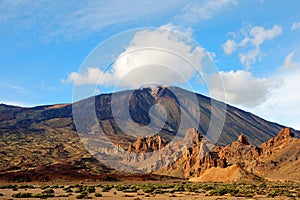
[42, 188, 55, 194]
[209, 186, 233, 196]
[268, 189, 280, 197]
[95, 193, 102, 197]
[185, 184, 200, 193]
[234, 189, 254, 197]
[142, 185, 155, 193]
[75, 187, 84, 193]
[86, 186, 96, 193]
[76, 192, 88, 199]
[102, 184, 113, 192]
[116, 185, 129, 191]
[12, 192, 33, 198]
[259, 182, 267, 188]
[65, 188, 73, 193]
[172, 184, 185, 192]
[32, 193, 55, 198]
[76, 194, 86, 199]
[0, 184, 17, 189]
[40, 185, 50, 190]
[18, 185, 34, 189]
[50, 185, 59, 189]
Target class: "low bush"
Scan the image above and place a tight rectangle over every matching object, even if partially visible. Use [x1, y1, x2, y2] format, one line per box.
[76, 193, 87, 199]
[32, 193, 55, 198]
[40, 185, 50, 190]
[12, 192, 33, 198]
[172, 184, 185, 192]
[42, 188, 55, 194]
[0, 184, 14, 189]
[64, 188, 73, 193]
[142, 185, 155, 193]
[95, 193, 102, 197]
[102, 184, 114, 192]
[209, 186, 234, 196]
[116, 185, 130, 191]
[86, 186, 96, 193]
[18, 185, 34, 189]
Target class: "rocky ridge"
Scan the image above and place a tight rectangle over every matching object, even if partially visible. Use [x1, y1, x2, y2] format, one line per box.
[134, 127, 300, 182]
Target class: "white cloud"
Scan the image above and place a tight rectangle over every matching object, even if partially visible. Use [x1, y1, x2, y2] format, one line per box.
[208, 70, 278, 107]
[64, 24, 207, 87]
[279, 51, 300, 71]
[291, 22, 300, 30]
[212, 55, 300, 129]
[249, 25, 282, 47]
[178, 0, 238, 22]
[238, 48, 261, 69]
[252, 68, 300, 129]
[222, 39, 236, 55]
[222, 25, 282, 69]
[62, 67, 116, 86]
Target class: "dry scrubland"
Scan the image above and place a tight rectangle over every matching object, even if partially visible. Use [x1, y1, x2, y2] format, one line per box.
[0, 180, 299, 200]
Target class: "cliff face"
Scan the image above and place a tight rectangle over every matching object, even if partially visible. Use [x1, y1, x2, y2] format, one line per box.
[151, 128, 300, 182]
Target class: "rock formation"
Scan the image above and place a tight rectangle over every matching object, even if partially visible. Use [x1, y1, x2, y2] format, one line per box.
[152, 128, 300, 182]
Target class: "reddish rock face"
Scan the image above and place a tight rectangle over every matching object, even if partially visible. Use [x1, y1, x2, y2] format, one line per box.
[153, 128, 300, 182]
[128, 135, 165, 153]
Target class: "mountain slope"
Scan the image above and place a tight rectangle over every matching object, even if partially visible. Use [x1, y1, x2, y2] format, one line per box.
[0, 86, 299, 180]
[1, 86, 296, 146]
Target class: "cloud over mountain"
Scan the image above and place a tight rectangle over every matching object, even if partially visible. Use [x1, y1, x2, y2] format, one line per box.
[64, 24, 207, 88]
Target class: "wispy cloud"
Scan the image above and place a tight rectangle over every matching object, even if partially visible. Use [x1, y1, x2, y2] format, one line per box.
[177, 0, 238, 23]
[0, 0, 187, 41]
[222, 24, 282, 69]
[279, 51, 300, 71]
[291, 21, 300, 31]
[0, 83, 28, 94]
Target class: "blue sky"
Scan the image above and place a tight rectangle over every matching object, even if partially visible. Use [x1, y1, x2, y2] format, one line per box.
[0, 0, 300, 129]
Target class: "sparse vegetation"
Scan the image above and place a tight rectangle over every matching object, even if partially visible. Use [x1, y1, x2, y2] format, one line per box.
[0, 181, 297, 199]
[12, 192, 33, 198]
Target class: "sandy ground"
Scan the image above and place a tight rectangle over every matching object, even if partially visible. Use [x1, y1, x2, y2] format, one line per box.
[0, 181, 298, 200]
[0, 188, 295, 200]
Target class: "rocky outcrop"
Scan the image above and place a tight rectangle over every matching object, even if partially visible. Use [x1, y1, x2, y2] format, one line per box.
[237, 135, 250, 145]
[155, 128, 300, 182]
[127, 135, 165, 153]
